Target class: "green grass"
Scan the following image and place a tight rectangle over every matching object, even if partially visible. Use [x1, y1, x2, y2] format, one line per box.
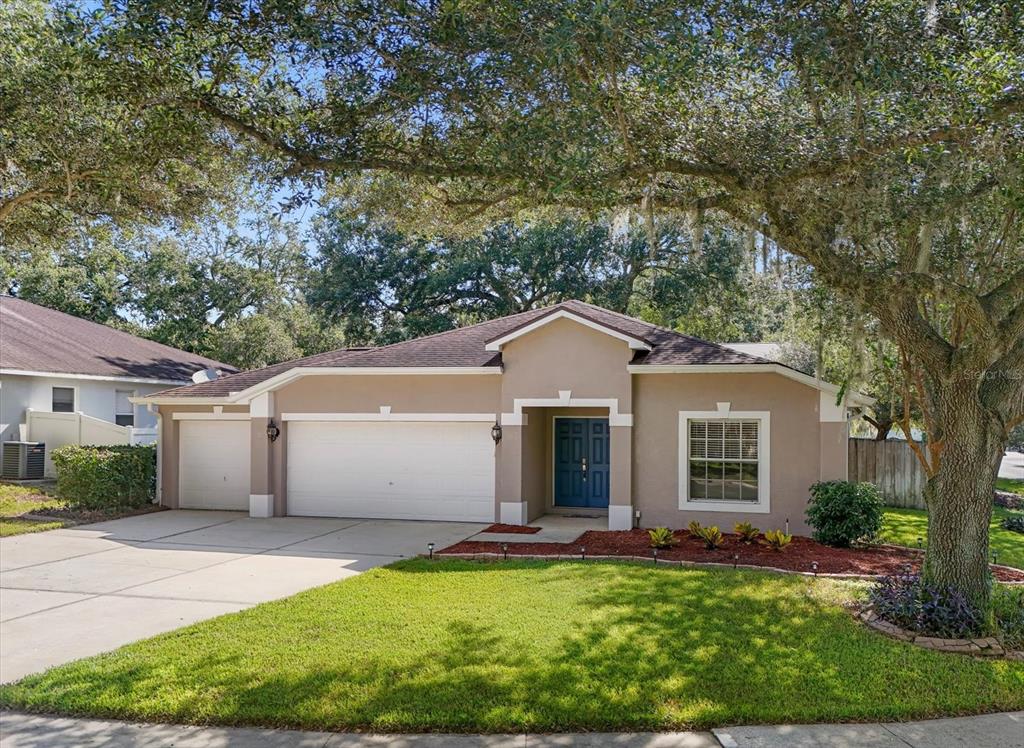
[881, 507, 1024, 570]
[997, 478, 1024, 496]
[0, 483, 66, 537]
[2, 560, 1021, 732]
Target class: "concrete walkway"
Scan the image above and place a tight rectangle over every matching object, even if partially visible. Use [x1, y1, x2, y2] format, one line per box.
[468, 515, 605, 544]
[1001, 451, 1024, 480]
[1, 711, 1020, 747]
[0, 511, 482, 683]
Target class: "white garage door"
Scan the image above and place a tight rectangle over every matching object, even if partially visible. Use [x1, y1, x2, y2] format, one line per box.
[178, 420, 250, 510]
[287, 421, 495, 521]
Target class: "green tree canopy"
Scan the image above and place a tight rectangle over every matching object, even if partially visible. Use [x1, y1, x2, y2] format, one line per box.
[0, 0, 238, 245]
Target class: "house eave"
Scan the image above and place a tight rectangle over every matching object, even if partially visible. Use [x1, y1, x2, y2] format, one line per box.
[627, 364, 875, 406]
[133, 366, 504, 406]
[1, 368, 189, 387]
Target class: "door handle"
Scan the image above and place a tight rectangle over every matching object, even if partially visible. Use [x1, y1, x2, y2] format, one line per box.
[581, 456, 588, 480]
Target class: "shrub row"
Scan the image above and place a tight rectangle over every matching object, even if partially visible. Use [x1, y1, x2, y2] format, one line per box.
[52, 444, 156, 511]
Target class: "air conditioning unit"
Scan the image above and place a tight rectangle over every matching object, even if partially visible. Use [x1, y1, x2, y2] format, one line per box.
[1, 441, 45, 480]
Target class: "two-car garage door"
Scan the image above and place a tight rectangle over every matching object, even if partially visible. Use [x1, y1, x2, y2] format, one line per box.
[286, 421, 496, 521]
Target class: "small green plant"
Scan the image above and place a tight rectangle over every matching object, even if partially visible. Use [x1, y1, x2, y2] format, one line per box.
[648, 527, 678, 549]
[687, 519, 703, 537]
[992, 586, 1024, 649]
[696, 525, 724, 550]
[806, 480, 884, 547]
[763, 529, 792, 550]
[1000, 513, 1024, 534]
[734, 522, 760, 543]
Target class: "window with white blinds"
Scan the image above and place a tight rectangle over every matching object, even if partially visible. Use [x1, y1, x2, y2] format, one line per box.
[687, 418, 760, 502]
[115, 389, 135, 427]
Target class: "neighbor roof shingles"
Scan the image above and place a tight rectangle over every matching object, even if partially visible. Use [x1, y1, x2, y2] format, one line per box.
[149, 299, 775, 398]
[0, 295, 236, 382]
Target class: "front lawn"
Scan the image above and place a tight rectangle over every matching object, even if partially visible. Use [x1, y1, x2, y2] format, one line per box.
[881, 506, 1024, 570]
[997, 478, 1024, 496]
[2, 560, 1021, 732]
[0, 483, 67, 537]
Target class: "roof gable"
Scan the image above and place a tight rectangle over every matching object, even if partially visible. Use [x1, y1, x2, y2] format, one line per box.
[142, 299, 786, 400]
[484, 308, 653, 352]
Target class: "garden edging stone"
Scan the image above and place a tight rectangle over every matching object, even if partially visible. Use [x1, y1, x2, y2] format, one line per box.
[858, 608, 1024, 660]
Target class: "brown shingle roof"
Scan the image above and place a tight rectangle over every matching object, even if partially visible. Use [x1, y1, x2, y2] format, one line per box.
[149, 299, 776, 398]
[0, 295, 236, 382]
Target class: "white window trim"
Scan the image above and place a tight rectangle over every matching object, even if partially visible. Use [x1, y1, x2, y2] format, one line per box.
[677, 404, 771, 514]
[484, 310, 652, 351]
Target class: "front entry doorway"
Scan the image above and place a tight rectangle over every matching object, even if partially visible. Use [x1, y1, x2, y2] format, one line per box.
[553, 417, 610, 508]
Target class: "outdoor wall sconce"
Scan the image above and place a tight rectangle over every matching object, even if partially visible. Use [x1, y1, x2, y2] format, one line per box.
[491, 421, 503, 444]
[266, 419, 280, 442]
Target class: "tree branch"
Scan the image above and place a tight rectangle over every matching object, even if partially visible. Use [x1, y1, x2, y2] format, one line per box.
[773, 89, 1024, 185]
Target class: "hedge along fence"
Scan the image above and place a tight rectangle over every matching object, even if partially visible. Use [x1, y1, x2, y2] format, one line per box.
[51, 444, 156, 510]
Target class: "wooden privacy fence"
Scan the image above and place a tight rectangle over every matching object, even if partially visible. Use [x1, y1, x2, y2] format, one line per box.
[848, 437, 928, 509]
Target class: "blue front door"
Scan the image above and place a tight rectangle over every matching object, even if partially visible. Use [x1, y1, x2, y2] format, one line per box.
[554, 418, 610, 508]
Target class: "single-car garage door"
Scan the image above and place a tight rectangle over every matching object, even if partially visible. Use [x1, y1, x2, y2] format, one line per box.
[178, 419, 250, 510]
[287, 421, 495, 521]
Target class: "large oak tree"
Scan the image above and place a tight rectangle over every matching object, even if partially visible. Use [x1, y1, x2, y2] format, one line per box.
[12, 1, 1024, 606]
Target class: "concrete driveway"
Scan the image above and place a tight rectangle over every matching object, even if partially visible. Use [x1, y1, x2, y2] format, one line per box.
[1001, 451, 1024, 480]
[0, 511, 483, 683]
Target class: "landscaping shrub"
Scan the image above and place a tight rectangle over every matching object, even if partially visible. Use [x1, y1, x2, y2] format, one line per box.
[52, 444, 156, 511]
[992, 586, 1024, 650]
[1000, 512, 1024, 534]
[762, 529, 792, 550]
[687, 519, 703, 537]
[806, 480, 884, 547]
[994, 491, 1023, 510]
[648, 527, 678, 549]
[695, 525, 723, 550]
[868, 573, 982, 639]
[734, 522, 760, 543]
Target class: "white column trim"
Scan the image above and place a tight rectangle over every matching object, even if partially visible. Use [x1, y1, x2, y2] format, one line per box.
[250, 392, 275, 418]
[608, 505, 633, 531]
[499, 501, 528, 526]
[249, 494, 274, 518]
[501, 394, 632, 427]
[819, 391, 849, 422]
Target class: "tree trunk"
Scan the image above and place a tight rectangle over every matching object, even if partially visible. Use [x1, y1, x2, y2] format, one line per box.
[921, 379, 1006, 610]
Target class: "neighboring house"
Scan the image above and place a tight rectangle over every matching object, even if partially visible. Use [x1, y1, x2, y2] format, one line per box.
[719, 342, 783, 361]
[0, 295, 235, 474]
[138, 300, 870, 534]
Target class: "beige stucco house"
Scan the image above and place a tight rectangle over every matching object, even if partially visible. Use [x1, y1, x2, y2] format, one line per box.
[137, 301, 867, 534]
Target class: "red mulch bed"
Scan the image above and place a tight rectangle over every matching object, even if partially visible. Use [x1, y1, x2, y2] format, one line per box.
[481, 523, 542, 534]
[441, 528, 1024, 582]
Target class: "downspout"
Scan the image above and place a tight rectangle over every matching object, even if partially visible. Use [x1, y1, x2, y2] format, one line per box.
[149, 404, 162, 505]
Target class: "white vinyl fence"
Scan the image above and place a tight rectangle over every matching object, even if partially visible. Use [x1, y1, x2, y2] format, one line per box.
[26, 409, 155, 477]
